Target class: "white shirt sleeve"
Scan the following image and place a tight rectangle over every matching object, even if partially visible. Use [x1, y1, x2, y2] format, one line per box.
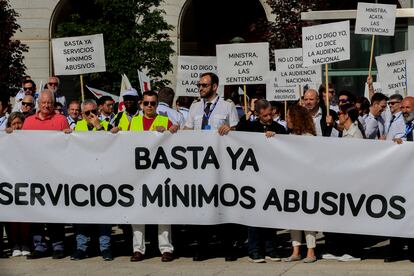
[364, 114, 379, 139]
[184, 102, 197, 129]
[228, 102, 239, 128]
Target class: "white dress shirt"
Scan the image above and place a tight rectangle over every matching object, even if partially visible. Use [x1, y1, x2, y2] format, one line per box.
[157, 102, 185, 129]
[343, 122, 364, 139]
[185, 96, 239, 130]
[386, 111, 405, 140]
[364, 112, 385, 139]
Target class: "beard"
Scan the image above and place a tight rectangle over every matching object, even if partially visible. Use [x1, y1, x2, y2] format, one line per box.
[404, 111, 414, 123]
[201, 89, 214, 99]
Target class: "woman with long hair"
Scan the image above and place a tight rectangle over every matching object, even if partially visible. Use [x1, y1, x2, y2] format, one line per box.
[283, 105, 317, 263]
[338, 103, 366, 139]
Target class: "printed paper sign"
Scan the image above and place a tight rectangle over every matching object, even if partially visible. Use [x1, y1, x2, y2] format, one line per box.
[176, 56, 218, 97]
[275, 48, 321, 86]
[302, 21, 350, 67]
[52, 34, 106, 75]
[355, 2, 397, 36]
[266, 72, 300, 101]
[217, 42, 269, 85]
[375, 50, 414, 95]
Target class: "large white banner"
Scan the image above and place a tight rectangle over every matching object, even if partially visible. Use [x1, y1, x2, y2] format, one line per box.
[274, 48, 321, 86]
[216, 42, 269, 85]
[355, 2, 397, 36]
[302, 21, 350, 67]
[52, 34, 106, 75]
[176, 56, 218, 97]
[1, 131, 414, 238]
[375, 50, 414, 95]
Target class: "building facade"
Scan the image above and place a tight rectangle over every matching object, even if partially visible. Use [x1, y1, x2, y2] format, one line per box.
[10, 0, 413, 98]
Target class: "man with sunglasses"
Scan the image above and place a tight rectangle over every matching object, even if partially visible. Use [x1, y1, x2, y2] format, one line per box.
[98, 96, 115, 122]
[129, 90, 176, 263]
[67, 99, 113, 261]
[46, 76, 66, 114]
[74, 99, 111, 131]
[13, 79, 36, 112]
[20, 95, 35, 117]
[183, 72, 239, 262]
[111, 88, 141, 131]
[386, 94, 405, 140]
[184, 72, 239, 135]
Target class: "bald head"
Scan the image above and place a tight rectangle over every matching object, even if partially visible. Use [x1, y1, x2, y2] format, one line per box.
[401, 96, 414, 122]
[303, 89, 319, 112]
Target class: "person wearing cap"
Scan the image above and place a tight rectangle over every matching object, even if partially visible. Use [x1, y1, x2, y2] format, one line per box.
[111, 88, 140, 131]
[386, 94, 405, 140]
[128, 90, 177, 263]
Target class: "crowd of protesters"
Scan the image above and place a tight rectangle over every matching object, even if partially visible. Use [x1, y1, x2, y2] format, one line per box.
[0, 72, 413, 263]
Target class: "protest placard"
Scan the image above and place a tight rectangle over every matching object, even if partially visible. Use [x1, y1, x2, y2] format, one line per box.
[266, 71, 300, 102]
[52, 34, 106, 76]
[274, 48, 321, 86]
[176, 56, 218, 96]
[355, 2, 397, 36]
[375, 50, 414, 96]
[216, 42, 269, 85]
[302, 21, 350, 67]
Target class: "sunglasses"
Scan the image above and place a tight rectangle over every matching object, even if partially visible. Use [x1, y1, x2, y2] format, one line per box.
[84, 109, 98, 116]
[23, 87, 33, 91]
[339, 99, 349, 103]
[196, 83, 211, 88]
[143, 101, 157, 107]
[388, 101, 400, 106]
[48, 82, 58, 86]
[22, 102, 33, 107]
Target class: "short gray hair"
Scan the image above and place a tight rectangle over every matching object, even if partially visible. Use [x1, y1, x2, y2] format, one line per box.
[38, 89, 55, 105]
[81, 99, 97, 112]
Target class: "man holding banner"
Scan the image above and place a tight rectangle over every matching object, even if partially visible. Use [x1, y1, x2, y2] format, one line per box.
[128, 90, 176, 262]
[184, 72, 239, 135]
[22, 90, 69, 259]
[111, 88, 141, 131]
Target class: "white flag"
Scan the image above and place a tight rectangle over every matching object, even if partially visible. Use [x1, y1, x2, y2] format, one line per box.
[137, 70, 151, 92]
[118, 74, 132, 112]
[86, 85, 119, 102]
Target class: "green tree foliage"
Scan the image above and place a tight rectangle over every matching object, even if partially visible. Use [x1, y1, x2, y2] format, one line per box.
[55, 0, 175, 92]
[259, 0, 328, 68]
[0, 0, 28, 97]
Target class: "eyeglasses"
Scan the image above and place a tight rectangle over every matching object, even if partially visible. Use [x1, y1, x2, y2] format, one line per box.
[48, 82, 58, 86]
[22, 102, 33, 107]
[143, 101, 157, 107]
[196, 83, 211, 88]
[339, 99, 349, 103]
[388, 101, 401, 106]
[84, 109, 98, 116]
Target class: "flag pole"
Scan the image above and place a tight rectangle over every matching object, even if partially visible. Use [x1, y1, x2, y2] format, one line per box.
[368, 34, 376, 78]
[80, 74, 85, 102]
[325, 64, 329, 116]
[284, 101, 287, 121]
[243, 84, 248, 114]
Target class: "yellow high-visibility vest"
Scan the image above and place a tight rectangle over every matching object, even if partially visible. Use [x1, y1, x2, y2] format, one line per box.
[129, 115, 169, 131]
[74, 119, 109, 131]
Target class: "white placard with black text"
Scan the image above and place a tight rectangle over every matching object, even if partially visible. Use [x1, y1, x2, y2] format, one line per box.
[302, 21, 350, 67]
[355, 2, 397, 36]
[52, 34, 106, 75]
[217, 42, 269, 85]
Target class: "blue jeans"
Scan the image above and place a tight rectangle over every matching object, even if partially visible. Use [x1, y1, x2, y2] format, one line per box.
[248, 226, 277, 255]
[75, 224, 111, 252]
[32, 223, 65, 252]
